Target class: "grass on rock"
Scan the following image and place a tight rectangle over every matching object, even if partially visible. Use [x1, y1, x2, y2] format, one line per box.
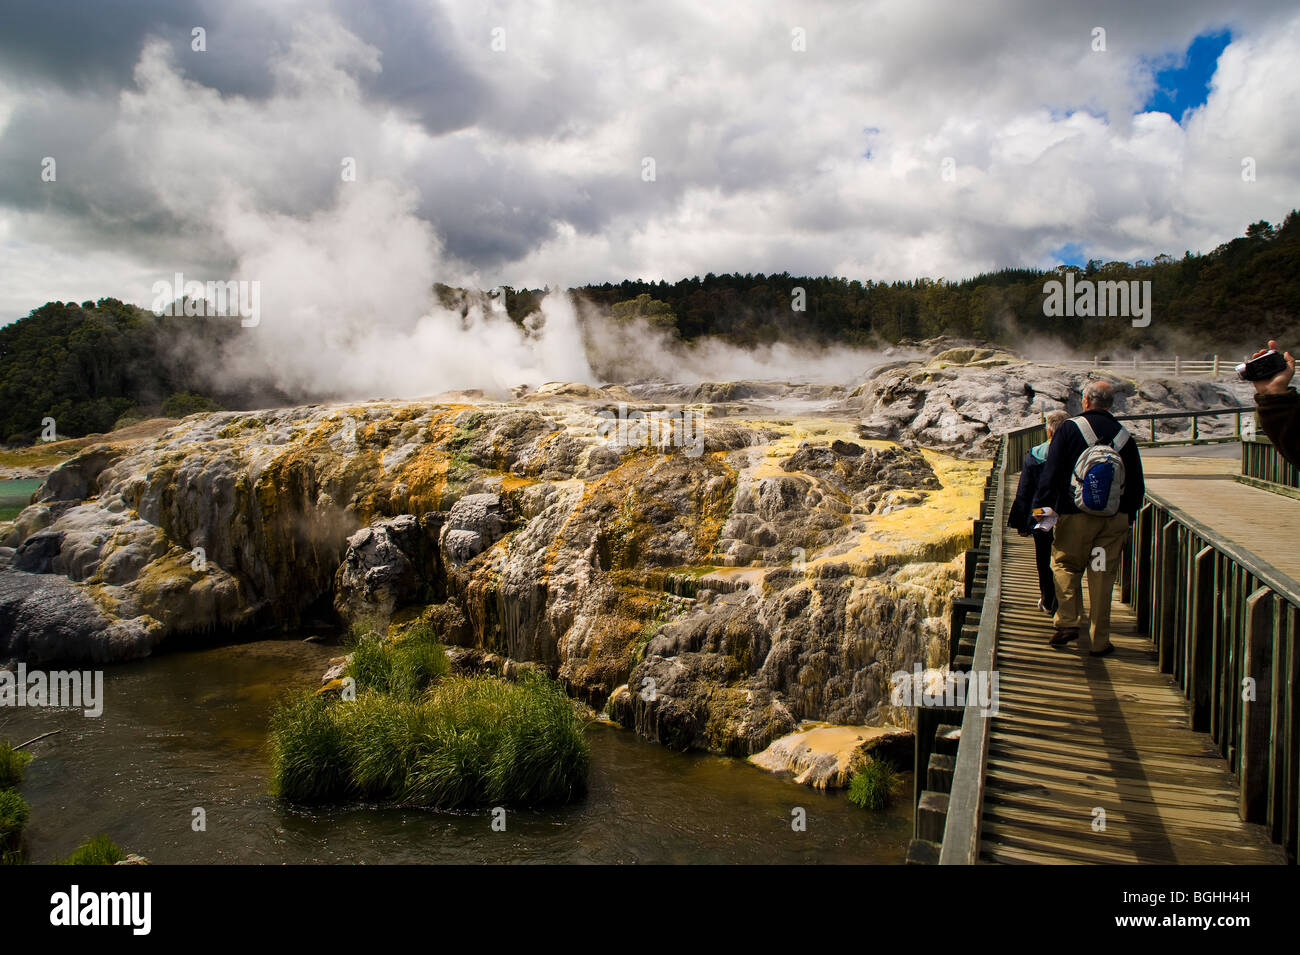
[0, 789, 29, 865]
[847, 758, 903, 810]
[271, 628, 589, 809]
[346, 621, 449, 700]
[0, 742, 32, 790]
[59, 834, 126, 865]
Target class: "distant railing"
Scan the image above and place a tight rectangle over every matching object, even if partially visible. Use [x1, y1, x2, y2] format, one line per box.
[1241, 433, 1300, 496]
[1118, 406, 1250, 446]
[1012, 406, 1250, 453]
[1120, 490, 1300, 863]
[1058, 356, 1231, 377]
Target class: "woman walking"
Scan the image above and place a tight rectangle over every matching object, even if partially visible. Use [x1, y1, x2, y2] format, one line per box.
[1008, 411, 1068, 615]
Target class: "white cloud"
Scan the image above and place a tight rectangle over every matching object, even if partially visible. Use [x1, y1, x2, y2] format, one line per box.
[0, 0, 1297, 392]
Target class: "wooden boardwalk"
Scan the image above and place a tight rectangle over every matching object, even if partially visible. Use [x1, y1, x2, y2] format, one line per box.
[978, 472, 1288, 865]
[1143, 455, 1300, 584]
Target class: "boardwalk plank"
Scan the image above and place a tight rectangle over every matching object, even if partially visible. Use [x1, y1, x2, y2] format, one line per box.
[977, 472, 1288, 865]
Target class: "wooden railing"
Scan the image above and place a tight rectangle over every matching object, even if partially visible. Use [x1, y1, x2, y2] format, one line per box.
[1121, 406, 1249, 446]
[1120, 491, 1300, 862]
[909, 430, 1017, 864]
[1058, 356, 1231, 377]
[1014, 405, 1250, 451]
[1241, 433, 1300, 496]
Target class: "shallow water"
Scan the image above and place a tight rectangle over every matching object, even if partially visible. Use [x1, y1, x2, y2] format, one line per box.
[0, 478, 41, 521]
[2, 639, 911, 864]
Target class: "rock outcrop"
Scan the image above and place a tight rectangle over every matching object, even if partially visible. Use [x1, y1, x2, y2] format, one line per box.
[1, 349, 1240, 754]
[0, 393, 977, 754]
[334, 514, 440, 625]
[852, 342, 1252, 456]
[749, 723, 914, 789]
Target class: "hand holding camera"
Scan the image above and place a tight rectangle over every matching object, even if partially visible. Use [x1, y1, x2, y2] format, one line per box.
[1240, 341, 1295, 395]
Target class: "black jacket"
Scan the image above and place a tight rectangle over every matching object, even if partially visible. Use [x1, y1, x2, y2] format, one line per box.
[1032, 409, 1146, 520]
[1255, 388, 1300, 468]
[1008, 444, 1049, 533]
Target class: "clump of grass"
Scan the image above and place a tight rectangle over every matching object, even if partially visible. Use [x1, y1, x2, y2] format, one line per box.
[268, 690, 355, 804]
[58, 834, 125, 866]
[0, 742, 32, 790]
[270, 670, 589, 809]
[847, 758, 903, 810]
[407, 672, 591, 807]
[0, 789, 30, 864]
[346, 621, 449, 700]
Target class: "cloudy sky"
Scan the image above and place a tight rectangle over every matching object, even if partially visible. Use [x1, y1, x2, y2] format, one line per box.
[1, 0, 1298, 327]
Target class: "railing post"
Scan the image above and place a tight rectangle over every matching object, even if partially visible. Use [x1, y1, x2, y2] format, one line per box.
[1190, 546, 1216, 730]
[1157, 521, 1180, 672]
[1175, 356, 1181, 376]
[1272, 604, 1297, 856]
[1134, 503, 1155, 634]
[1214, 355, 1220, 376]
[1241, 587, 1276, 823]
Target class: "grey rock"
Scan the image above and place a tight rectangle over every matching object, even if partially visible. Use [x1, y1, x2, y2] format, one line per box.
[439, 493, 506, 566]
[12, 531, 64, 574]
[334, 515, 426, 625]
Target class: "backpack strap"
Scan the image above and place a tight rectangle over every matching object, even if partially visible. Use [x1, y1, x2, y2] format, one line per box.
[1071, 415, 1099, 446]
[1072, 415, 1130, 451]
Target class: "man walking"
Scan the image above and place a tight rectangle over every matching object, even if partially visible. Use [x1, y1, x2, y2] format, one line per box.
[1032, 380, 1145, 656]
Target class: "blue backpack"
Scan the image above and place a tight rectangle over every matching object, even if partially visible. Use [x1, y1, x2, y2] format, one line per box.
[1069, 417, 1129, 517]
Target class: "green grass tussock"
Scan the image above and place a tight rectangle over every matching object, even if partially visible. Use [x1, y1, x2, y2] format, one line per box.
[0, 789, 30, 864]
[847, 758, 903, 811]
[0, 742, 32, 790]
[270, 665, 590, 810]
[58, 834, 126, 866]
[346, 621, 449, 700]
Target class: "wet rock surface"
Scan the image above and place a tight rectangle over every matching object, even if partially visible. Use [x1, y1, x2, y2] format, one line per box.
[749, 723, 914, 789]
[334, 515, 440, 625]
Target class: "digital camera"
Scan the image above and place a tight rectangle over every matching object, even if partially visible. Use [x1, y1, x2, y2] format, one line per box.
[1236, 349, 1288, 382]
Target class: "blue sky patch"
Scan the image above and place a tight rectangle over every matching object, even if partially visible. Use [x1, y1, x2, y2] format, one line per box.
[1144, 30, 1231, 122]
[1049, 242, 1089, 269]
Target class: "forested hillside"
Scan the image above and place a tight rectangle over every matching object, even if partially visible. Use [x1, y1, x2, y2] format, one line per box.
[565, 212, 1300, 351]
[3, 212, 1297, 442]
[0, 298, 285, 443]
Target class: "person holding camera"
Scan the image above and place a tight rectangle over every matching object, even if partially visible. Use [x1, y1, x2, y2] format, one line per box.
[1247, 340, 1300, 467]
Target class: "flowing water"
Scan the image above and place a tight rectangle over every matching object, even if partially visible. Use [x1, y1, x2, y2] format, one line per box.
[2, 638, 912, 864]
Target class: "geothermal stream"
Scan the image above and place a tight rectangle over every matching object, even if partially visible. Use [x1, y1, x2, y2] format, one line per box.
[1, 639, 911, 864]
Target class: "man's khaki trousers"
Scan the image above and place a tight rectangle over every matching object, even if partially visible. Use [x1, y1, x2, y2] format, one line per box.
[1051, 512, 1130, 651]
